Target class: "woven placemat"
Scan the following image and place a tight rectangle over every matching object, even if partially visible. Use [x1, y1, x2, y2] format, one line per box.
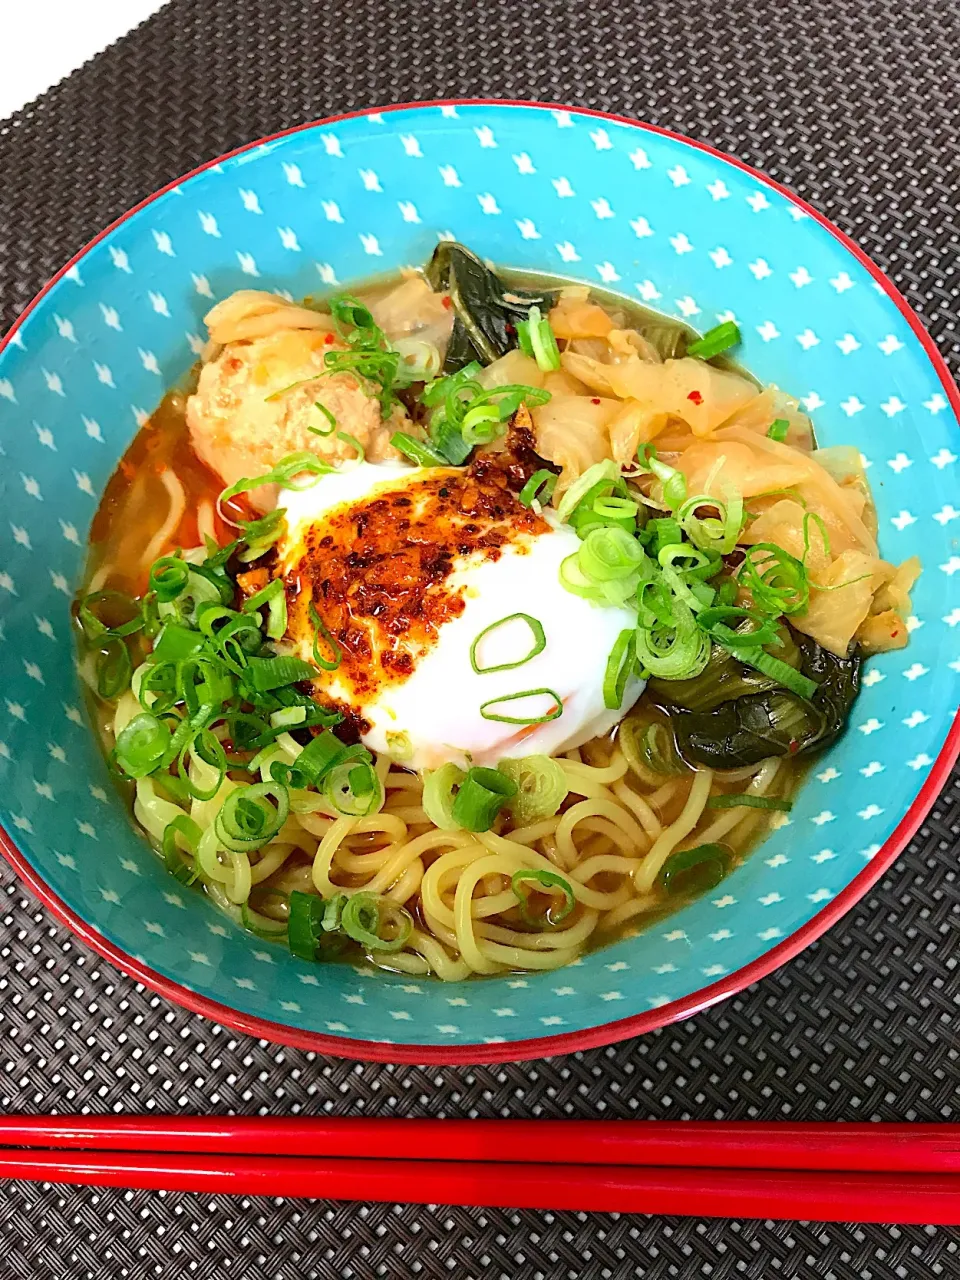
[2, 0, 960, 1275]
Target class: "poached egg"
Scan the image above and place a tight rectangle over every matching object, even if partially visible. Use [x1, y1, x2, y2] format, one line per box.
[277, 458, 642, 770]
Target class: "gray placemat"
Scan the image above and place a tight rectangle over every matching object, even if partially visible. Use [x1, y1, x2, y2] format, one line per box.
[1, 0, 959, 1275]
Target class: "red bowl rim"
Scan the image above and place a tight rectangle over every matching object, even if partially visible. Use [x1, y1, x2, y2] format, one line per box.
[2, 97, 958, 1066]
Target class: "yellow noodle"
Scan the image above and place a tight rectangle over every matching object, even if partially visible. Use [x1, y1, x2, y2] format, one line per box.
[197, 498, 217, 545]
[139, 469, 186, 568]
[598, 894, 662, 933]
[610, 779, 662, 839]
[559, 752, 629, 788]
[476, 908, 598, 951]
[635, 768, 714, 891]
[555, 798, 647, 863]
[693, 759, 782, 845]
[250, 841, 299, 884]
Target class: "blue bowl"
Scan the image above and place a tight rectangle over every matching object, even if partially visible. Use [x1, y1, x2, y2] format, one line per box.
[2, 101, 958, 1063]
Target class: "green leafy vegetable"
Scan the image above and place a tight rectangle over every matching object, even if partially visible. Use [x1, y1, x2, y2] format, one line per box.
[425, 241, 558, 371]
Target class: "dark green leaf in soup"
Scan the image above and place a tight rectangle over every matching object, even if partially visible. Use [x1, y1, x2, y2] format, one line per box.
[425, 242, 558, 371]
[651, 631, 862, 769]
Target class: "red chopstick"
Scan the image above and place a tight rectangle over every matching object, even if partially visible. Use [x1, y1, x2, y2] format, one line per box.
[1, 1117, 959, 1173]
[0, 1149, 957, 1223]
[2, 1118, 959, 1222]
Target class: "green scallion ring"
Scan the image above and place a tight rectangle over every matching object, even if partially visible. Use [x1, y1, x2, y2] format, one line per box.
[470, 613, 547, 675]
[657, 843, 730, 896]
[341, 892, 414, 952]
[707, 794, 793, 811]
[602, 628, 635, 711]
[323, 759, 383, 817]
[96, 638, 132, 700]
[479, 688, 563, 725]
[511, 868, 576, 927]
[518, 469, 558, 508]
[215, 782, 290, 852]
[451, 766, 518, 832]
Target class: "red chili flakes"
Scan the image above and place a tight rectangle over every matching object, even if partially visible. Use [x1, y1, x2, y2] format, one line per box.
[591, 397, 601, 405]
[441, 295, 452, 310]
[324, 332, 335, 344]
[788, 739, 800, 755]
[287, 460, 548, 703]
[687, 389, 704, 405]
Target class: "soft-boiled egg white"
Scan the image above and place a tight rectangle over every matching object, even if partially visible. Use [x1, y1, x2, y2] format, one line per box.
[277, 461, 643, 771]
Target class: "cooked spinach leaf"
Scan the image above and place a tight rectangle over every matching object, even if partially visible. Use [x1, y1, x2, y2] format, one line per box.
[650, 632, 861, 769]
[426, 242, 558, 372]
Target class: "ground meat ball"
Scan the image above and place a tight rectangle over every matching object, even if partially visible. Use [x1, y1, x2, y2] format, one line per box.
[186, 326, 406, 510]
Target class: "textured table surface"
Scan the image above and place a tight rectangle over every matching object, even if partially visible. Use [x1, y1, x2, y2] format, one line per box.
[1, 0, 959, 1275]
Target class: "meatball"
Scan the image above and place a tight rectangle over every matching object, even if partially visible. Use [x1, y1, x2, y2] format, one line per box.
[186, 323, 404, 511]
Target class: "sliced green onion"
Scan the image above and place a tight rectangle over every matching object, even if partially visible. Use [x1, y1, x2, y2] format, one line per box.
[461, 402, 502, 446]
[265, 377, 322, 403]
[498, 755, 568, 824]
[517, 306, 562, 372]
[237, 509, 287, 562]
[322, 893, 347, 932]
[215, 782, 289, 852]
[308, 602, 342, 672]
[635, 595, 711, 682]
[767, 418, 790, 443]
[696, 605, 783, 650]
[78, 589, 145, 641]
[97, 638, 132, 699]
[657, 843, 730, 895]
[390, 431, 450, 467]
[556, 459, 621, 524]
[148, 557, 190, 603]
[511, 868, 575, 927]
[162, 814, 202, 886]
[479, 689, 563, 725]
[470, 613, 546, 674]
[176, 726, 227, 802]
[270, 706, 308, 728]
[422, 763, 465, 829]
[802, 512, 831, 564]
[152, 623, 207, 664]
[241, 655, 318, 693]
[219, 451, 335, 511]
[341, 892, 414, 952]
[602, 628, 635, 710]
[579, 526, 646, 582]
[287, 889, 325, 960]
[726, 644, 818, 699]
[678, 492, 743, 556]
[707, 794, 793, 811]
[738, 542, 809, 616]
[636, 446, 687, 512]
[451, 766, 518, 832]
[337, 430, 365, 462]
[518, 469, 558, 508]
[644, 516, 684, 558]
[115, 712, 169, 779]
[393, 337, 443, 386]
[687, 321, 741, 361]
[323, 759, 383, 817]
[330, 294, 375, 331]
[619, 717, 686, 776]
[309, 402, 337, 436]
[295, 729, 351, 784]
[593, 495, 638, 521]
[243, 578, 288, 640]
[421, 361, 482, 407]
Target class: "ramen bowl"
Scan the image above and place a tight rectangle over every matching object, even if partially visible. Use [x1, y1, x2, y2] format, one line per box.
[1, 101, 958, 1063]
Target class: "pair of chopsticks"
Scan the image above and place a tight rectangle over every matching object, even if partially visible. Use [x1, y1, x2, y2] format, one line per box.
[1, 1117, 959, 1222]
